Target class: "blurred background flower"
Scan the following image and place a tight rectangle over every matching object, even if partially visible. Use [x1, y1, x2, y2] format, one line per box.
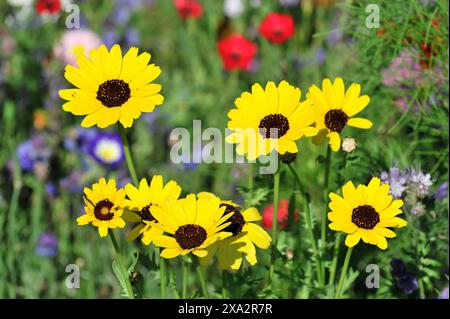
[35, 233, 58, 258]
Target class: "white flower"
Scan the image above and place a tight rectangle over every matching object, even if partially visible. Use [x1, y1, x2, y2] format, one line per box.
[341, 137, 357, 153]
[223, 0, 244, 18]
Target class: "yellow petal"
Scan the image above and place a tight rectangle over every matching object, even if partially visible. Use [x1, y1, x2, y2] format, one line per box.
[347, 118, 373, 129]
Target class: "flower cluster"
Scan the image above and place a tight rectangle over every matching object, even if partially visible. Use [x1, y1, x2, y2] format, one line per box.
[226, 78, 372, 156]
[380, 164, 434, 216]
[77, 177, 271, 269]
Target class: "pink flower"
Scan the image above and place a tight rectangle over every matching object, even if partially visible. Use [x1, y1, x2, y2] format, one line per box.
[53, 29, 102, 66]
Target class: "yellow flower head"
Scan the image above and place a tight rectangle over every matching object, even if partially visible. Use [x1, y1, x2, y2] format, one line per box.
[59, 44, 164, 128]
[123, 176, 182, 244]
[328, 177, 407, 250]
[226, 81, 318, 160]
[151, 193, 234, 259]
[307, 78, 372, 152]
[197, 192, 272, 270]
[77, 178, 126, 237]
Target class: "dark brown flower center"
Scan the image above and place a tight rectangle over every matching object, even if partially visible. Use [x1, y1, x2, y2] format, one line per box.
[220, 203, 245, 236]
[140, 205, 155, 222]
[174, 224, 207, 249]
[259, 114, 290, 138]
[351, 205, 380, 229]
[324, 109, 349, 132]
[96, 79, 131, 108]
[94, 199, 114, 221]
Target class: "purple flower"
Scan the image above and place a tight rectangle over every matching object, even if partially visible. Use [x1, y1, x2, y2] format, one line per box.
[438, 287, 449, 299]
[45, 182, 58, 198]
[382, 49, 423, 87]
[180, 145, 203, 171]
[88, 131, 124, 169]
[390, 259, 407, 277]
[16, 135, 52, 172]
[36, 233, 58, 257]
[434, 182, 448, 201]
[407, 168, 433, 198]
[60, 170, 83, 194]
[380, 165, 408, 198]
[316, 47, 327, 65]
[397, 274, 419, 295]
[390, 259, 418, 295]
[64, 127, 98, 153]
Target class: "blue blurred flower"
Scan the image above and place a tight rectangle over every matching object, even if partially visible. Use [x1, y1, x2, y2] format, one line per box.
[88, 131, 124, 169]
[64, 127, 97, 153]
[36, 232, 58, 257]
[438, 287, 449, 299]
[59, 170, 83, 194]
[16, 135, 52, 172]
[397, 274, 419, 295]
[434, 182, 448, 201]
[279, 0, 300, 7]
[316, 47, 327, 65]
[45, 182, 58, 198]
[181, 145, 203, 171]
[390, 258, 419, 295]
[390, 259, 407, 277]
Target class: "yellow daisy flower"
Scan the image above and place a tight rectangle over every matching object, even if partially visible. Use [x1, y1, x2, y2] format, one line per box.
[77, 178, 126, 237]
[225, 81, 317, 160]
[198, 192, 272, 270]
[306, 78, 372, 151]
[59, 44, 164, 128]
[151, 193, 234, 258]
[123, 176, 182, 244]
[328, 177, 407, 250]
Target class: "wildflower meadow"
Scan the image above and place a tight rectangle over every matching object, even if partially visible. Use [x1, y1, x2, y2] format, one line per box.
[0, 0, 448, 304]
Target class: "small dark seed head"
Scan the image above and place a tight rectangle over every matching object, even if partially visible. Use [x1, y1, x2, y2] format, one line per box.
[140, 205, 155, 222]
[96, 79, 131, 108]
[259, 114, 290, 139]
[175, 224, 207, 249]
[280, 152, 297, 164]
[220, 203, 245, 236]
[94, 199, 114, 221]
[351, 205, 380, 229]
[324, 109, 349, 133]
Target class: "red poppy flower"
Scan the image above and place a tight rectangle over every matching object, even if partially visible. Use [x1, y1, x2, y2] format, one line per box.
[262, 199, 299, 230]
[259, 13, 295, 44]
[217, 34, 257, 71]
[35, 0, 61, 15]
[174, 0, 203, 20]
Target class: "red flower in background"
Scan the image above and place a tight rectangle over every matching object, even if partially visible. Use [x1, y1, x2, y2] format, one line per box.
[259, 13, 295, 44]
[174, 0, 203, 20]
[262, 199, 299, 230]
[35, 0, 61, 15]
[218, 34, 257, 71]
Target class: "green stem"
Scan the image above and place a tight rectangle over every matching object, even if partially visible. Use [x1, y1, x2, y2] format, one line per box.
[160, 255, 166, 298]
[247, 162, 254, 205]
[117, 123, 139, 186]
[303, 191, 324, 287]
[197, 266, 209, 298]
[287, 163, 323, 286]
[335, 247, 353, 298]
[268, 169, 281, 285]
[328, 233, 342, 286]
[321, 146, 332, 283]
[169, 267, 180, 299]
[182, 260, 189, 299]
[222, 270, 228, 299]
[418, 279, 425, 299]
[109, 230, 135, 299]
